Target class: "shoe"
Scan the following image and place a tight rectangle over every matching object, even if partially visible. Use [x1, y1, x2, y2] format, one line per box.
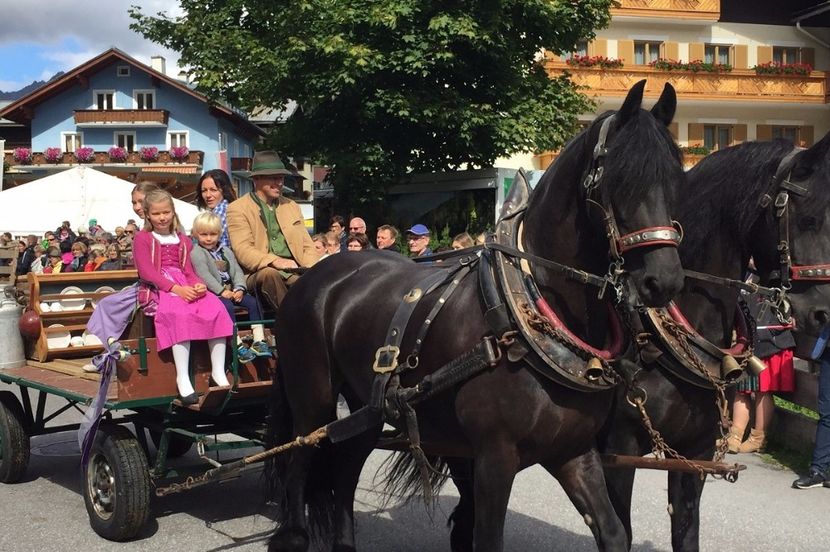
[725, 424, 746, 454]
[178, 392, 199, 406]
[738, 428, 766, 453]
[792, 470, 827, 489]
[251, 340, 273, 357]
[237, 346, 256, 363]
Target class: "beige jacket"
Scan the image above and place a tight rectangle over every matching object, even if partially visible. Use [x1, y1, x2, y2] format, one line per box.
[227, 193, 319, 273]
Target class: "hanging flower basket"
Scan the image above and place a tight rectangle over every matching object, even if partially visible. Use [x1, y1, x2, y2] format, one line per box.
[108, 146, 128, 162]
[169, 146, 190, 162]
[140, 146, 159, 162]
[12, 147, 32, 165]
[44, 147, 63, 164]
[75, 147, 96, 163]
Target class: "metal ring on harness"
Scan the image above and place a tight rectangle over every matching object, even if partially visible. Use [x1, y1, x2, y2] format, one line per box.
[626, 386, 648, 408]
[406, 354, 420, 369]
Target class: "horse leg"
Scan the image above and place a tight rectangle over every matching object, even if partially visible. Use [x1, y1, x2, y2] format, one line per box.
[667, 471, 705, 551]
[546, 449, 628, 552]
[269, 445, 316, 552]
[471, 443, 519, 552]
[603, 467, 636, 550]
[331, 427, 382, 552]
[446, 457, 475, 552]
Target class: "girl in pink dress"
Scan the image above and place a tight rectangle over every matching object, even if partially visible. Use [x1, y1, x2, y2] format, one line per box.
[133, 189, 234, 404]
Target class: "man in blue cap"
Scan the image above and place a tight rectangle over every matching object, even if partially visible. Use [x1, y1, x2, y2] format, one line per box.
[406, 224, 432, 257]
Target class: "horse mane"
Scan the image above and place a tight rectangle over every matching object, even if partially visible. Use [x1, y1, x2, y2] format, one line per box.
[679, 139, 823, 260]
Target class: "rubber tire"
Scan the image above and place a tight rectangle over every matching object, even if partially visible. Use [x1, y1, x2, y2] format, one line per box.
[0, 391, 30, 483]
[83, 424, 151, 541]
[149, 430, 192, 458]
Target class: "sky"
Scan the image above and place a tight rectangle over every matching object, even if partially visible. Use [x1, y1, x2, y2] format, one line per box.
[0, 1, 184, 92]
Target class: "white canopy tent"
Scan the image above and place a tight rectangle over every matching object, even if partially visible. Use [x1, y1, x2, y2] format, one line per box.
[0, 166, 201, 236]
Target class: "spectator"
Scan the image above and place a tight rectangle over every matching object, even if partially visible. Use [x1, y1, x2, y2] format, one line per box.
[792, 325, 830, 489]
[68, 241, 89, 272]
[196, 169, 237, 248]
[406, 224, 433, 257]
[87, 218, 104, 237]
[43, 247, 66, 273]
[131, 181, 161, 221]
[29, 245, 47, 275]
[330, 215, 346, 252]
[191, 211, 262, 325]
[728, 282, 795, 453]
[376, 224, 400, 252]
[59, 240, 73, 265]
[346, 232, 370, 251]
[451, 232, 475, 250]
[476, 233, 487, 246]
[348, 217, 374, 248]
[16, 236, 38, 276]
[98, 244, 122, 271]
[0, 232, 11, 245]
[311, 233, 328, 257]
[84, 250, 104, 272]
[226, 150, 320, 312]
[55, 221, 76, 245]
[324, 231, 341, 256]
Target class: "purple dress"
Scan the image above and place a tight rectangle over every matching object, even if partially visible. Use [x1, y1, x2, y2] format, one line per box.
[133, 230, 233, 351]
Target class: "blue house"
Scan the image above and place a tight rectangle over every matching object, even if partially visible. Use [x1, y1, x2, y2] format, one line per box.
[0, 48, 262, 197]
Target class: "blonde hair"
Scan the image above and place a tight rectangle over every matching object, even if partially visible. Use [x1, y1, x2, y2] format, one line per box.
[142, 189, 182, 234]
[71, 241, 88, 254]
[191, 211, 222, 234]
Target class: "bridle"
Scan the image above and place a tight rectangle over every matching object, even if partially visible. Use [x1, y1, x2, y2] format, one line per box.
[581, 114, 683, 299]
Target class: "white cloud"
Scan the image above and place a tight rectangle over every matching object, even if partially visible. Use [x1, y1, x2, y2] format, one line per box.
[0, 0, 185, 74]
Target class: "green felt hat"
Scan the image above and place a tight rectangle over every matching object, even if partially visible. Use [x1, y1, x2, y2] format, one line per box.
[250, 150, 293, 178]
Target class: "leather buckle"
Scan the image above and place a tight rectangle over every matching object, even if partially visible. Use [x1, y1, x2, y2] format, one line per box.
[373, 345, 400, 374]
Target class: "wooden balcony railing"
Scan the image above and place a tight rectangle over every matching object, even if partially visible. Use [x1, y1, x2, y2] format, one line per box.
[230, 157, 252, 171]
[611, 0, 720, 20]
[74, 109, 170, 125]
[546, 60, 830, 104]
[534, 150, 708, 171]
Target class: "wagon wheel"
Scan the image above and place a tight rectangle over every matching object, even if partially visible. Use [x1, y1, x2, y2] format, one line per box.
[83, 424, 151, 541]
[149, 429, 192, 458]
[0, 391, 30, 483]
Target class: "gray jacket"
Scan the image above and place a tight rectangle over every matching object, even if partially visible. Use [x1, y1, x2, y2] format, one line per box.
[190, 243, 247, 295]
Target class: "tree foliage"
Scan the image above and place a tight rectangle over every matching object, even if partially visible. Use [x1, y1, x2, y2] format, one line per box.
[130, 1, 612, 208]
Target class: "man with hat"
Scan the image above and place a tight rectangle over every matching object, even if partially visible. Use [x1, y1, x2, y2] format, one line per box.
[406, 224, 433, 257]
[227, 150, 319, 310]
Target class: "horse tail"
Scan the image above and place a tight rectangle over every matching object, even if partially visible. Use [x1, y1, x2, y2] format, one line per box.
[378, 450, 450, 510]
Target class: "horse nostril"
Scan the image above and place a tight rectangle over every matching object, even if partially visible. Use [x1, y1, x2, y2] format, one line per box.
[814, 309, 830, 326]
[644, 275, 661, 296]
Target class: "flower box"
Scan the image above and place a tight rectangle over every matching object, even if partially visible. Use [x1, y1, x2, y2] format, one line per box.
[139, 146, 159, 162]
[12, 147, 32, 165]
[752, 61, 812, 76]
[75, 147, 96, 163]
[565, 55, 624, 69]
[170, 146, 190, 162]
[44, 147, 63, 164]
[650, 58, 732, 73]
[108, 146, 128, 162]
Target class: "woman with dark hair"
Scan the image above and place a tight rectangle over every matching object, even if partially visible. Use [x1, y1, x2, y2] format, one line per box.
[346, 232, 370, 251]
[196, 169, 237, 248]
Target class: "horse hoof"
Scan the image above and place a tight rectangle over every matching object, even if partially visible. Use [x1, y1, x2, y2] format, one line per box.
[268, 527, 310, 552]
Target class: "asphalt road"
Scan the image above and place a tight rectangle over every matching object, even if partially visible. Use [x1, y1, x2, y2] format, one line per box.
[1, 394, 829, 551]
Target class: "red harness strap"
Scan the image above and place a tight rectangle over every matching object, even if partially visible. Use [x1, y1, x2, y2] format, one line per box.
[789, 263, 830, 281]
[616, 226, 682, 255]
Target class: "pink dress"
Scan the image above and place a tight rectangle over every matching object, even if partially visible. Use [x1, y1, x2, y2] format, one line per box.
[133, 230, 233, 351]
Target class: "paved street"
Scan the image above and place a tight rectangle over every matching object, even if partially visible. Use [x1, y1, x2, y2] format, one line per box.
[1, 394, 829, 551]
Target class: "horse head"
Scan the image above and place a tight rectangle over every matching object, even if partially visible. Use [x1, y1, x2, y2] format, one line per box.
[749, 131, 830, 356]
[525, 80, 684, 311]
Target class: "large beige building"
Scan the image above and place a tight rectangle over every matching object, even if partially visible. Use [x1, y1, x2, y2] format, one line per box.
[500, 0, 830, 170]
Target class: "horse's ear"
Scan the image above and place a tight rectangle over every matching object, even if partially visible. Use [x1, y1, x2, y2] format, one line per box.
[650, 83, 676, 127]
[618, 79, 647, 124]
[792, 130, 830, 178]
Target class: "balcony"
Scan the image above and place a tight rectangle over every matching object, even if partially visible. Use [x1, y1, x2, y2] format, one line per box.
[4, 149, 204, 180]
[534, 149, 706, 172]
[611, 0, 720, 21]
[230, 157, 252, 172]
[73, 109, 170, 127]
[545, 60, 830, 104]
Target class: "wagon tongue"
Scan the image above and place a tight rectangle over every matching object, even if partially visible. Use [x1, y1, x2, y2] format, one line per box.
[326, 406, 382, 443]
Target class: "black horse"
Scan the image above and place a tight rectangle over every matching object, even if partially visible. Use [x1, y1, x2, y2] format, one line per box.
[598, 132, 830, 551]
[266, 80, 685, 552]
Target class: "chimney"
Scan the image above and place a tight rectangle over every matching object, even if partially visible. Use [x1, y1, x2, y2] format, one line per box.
[150, 55, 166, 75]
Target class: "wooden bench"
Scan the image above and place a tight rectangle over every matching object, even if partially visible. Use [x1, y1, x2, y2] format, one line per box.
[0, 244, 19, 288]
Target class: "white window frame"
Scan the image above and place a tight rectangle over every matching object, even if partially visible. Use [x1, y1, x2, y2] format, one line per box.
[92, 89, 116, 110]
[166, 131, 189, 149]
[117, 65, 131, 77]
[132, 89, 156, 110]
[61, 131, 84, 153]
[243, 144, 250, 157]
[233, 138, 239, 157]
[114, 131, 137, 152]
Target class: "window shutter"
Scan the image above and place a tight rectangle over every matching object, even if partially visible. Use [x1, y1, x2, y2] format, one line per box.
[688, 42, 705, 62]
[661, 41, 679, 61]
[801, 47, 815, 69]
[733, 124, 747, 145]
[668, 122, 678, 140]
[688, 123, 704, 147]
[756, 125, 773, 141]
[801, 126, 814, 146]
[590, 39, 608, 58]
[757, 45, 772, 65]
[733, 44, 748, 69]
[617, 40, 634, 65]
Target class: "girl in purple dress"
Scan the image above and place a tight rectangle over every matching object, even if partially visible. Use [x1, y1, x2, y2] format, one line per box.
[133, 189, 234, 404]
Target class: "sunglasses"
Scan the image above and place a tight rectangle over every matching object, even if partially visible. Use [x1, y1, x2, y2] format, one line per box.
[125, 230, 135, 234]
[349, 227, 362, 231]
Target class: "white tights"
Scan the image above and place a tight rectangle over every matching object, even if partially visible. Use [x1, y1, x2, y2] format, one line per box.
[170, 338, 229, 397]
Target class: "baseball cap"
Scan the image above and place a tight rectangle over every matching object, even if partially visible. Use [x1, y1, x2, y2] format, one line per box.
[406, 224, 430, 236]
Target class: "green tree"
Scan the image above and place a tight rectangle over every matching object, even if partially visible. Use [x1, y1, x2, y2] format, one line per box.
[130, 1, 611, 211]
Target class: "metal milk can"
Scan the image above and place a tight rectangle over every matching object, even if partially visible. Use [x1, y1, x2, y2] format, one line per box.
[0, 286, 25, 369]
